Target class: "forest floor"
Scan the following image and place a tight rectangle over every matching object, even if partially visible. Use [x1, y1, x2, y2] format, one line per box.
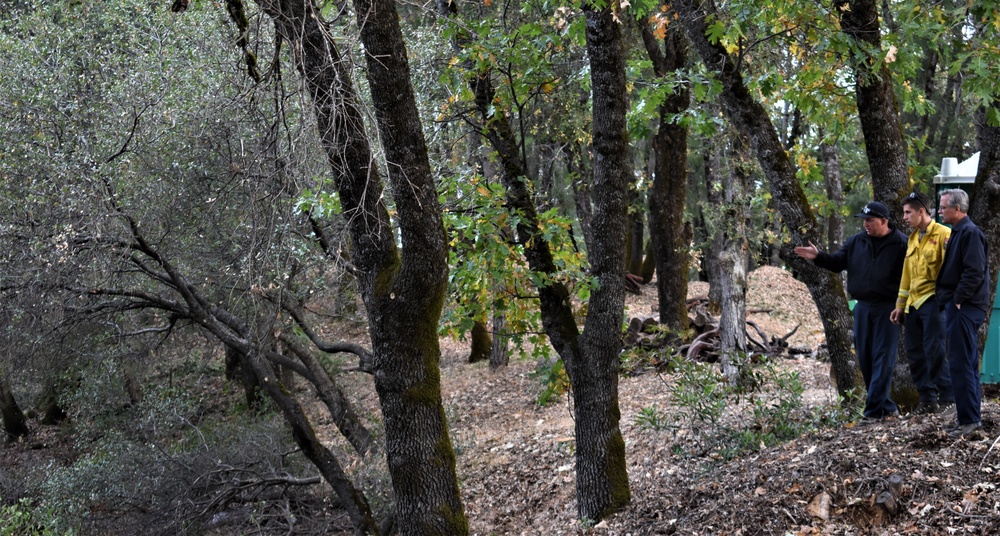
[4, 266, 999, 535]
[426, 265, 1000, 535]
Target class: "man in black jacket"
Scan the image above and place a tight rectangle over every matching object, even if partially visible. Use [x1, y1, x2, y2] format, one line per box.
[936, 189, 990, 439]
[795, 201, 907, 422]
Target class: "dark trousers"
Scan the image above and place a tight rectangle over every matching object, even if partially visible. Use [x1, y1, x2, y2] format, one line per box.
[904, 296, 953, 404]
[854, 301, 900, 418]
[945, 303, 985, 425]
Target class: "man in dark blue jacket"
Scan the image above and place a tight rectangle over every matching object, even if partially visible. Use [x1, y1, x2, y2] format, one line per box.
[795, 201, 907, 422]
[936, 188, 990, 439]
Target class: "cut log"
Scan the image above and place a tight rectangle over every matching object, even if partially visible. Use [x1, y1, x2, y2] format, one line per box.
[875, 490, 898, 517]
[887, 473, 903, 496]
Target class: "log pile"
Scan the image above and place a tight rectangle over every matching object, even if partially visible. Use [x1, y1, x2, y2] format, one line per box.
[623, 296, 803, 363]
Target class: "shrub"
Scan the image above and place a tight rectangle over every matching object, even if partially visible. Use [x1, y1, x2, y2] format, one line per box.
[662, 354, 854, 461]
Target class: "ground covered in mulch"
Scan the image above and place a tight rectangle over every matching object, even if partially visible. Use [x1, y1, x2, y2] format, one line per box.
[437, 266, 1000, 535]
[5, 266, 998, 535]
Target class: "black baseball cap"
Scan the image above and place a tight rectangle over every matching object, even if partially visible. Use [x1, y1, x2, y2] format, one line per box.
[855, 201, 889, 219]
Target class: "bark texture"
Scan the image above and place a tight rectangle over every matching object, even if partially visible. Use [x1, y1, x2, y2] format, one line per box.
[674, 0, 858, 396]
[576, 4, 632, 521]
[489, 313, 509, 370]
[468, 318, 492, 363]
[259, 0, 466, 532]
[704, 141, 724, 312]
[835, 0, 910, 225]
[821, 140, 845, 252]
[442, 0, 630, 521]
[1, 377, 29, 441]
[970, 104, 1000, 355]
[280, 337, 375, 456]
[718, 140, 752, 384]
[640, 17, 690, 332]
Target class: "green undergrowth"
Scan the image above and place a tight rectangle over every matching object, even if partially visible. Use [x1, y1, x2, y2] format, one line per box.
[0, 497, 73, 536]
[635, 354, 862, 463]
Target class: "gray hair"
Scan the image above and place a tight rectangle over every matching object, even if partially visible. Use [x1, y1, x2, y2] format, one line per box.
[939, 188, 969, 213]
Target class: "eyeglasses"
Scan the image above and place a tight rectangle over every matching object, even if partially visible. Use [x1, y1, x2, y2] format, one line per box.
[907, 192, 929, 213]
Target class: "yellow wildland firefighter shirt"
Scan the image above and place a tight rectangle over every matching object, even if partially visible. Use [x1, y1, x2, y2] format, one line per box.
[896, 219, 951, 312]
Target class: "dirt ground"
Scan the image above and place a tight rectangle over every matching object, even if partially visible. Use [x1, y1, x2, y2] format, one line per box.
[436, 266, 1000, 535]
[4, 266, 998, 535]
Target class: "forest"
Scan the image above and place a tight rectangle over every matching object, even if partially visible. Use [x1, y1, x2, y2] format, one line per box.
[2, 0, 1000, 534]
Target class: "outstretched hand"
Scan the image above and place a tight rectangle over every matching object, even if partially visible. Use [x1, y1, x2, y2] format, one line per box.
[794, 241, 820, 260]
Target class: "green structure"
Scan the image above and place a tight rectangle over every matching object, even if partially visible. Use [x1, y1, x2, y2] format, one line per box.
[933, 152, 1000, 384]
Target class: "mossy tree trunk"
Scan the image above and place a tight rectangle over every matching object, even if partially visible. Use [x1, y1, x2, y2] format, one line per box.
[443, 0, 631, 521]
[573, 4, 633, 520]
[468, 318, 491, 364]
[837, 0, 918, 402]
[258, 0, 467, 532]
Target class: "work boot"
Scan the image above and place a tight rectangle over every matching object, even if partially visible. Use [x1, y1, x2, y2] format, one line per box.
[913, 402, 939, 415]
[858, 411, 900, 426]
[947, 422, 982, 439]
[936, 402, 957, 419]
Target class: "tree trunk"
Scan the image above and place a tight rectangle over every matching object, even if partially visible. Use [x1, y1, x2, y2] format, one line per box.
[970, 104, 1000, 356]
[640, 17, 690, 332]
[674, 0, 858, 397]
[639, 240, 656, 283]
[537, 141, 557, 213]
[835, 0, 910, 226]
[453, 0, 631, 521]
[124, 365, 143, 406]
[704, 142, 724, 313]
[838, 0, 921, 402]
[280, 338, 375, 457]
[37, 375, 67, 425]
[489, 313, 509, 370]
[227, 344, 264, 410]
[468, 318, 492, 363]
[575, 4, 632, 520]
[821, 140, 845, 252]
[259, 0, 467, 532]
[242, 349, 380, 535]
[350, 0, 467, 530]
[569, 143, 596, 255]
[1, 376, 29, 442]
[718, 138, 751, 384]
[626, 188, 645, 275]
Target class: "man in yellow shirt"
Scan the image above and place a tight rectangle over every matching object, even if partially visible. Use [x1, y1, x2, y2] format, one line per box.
[890, 192, 954, 414]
